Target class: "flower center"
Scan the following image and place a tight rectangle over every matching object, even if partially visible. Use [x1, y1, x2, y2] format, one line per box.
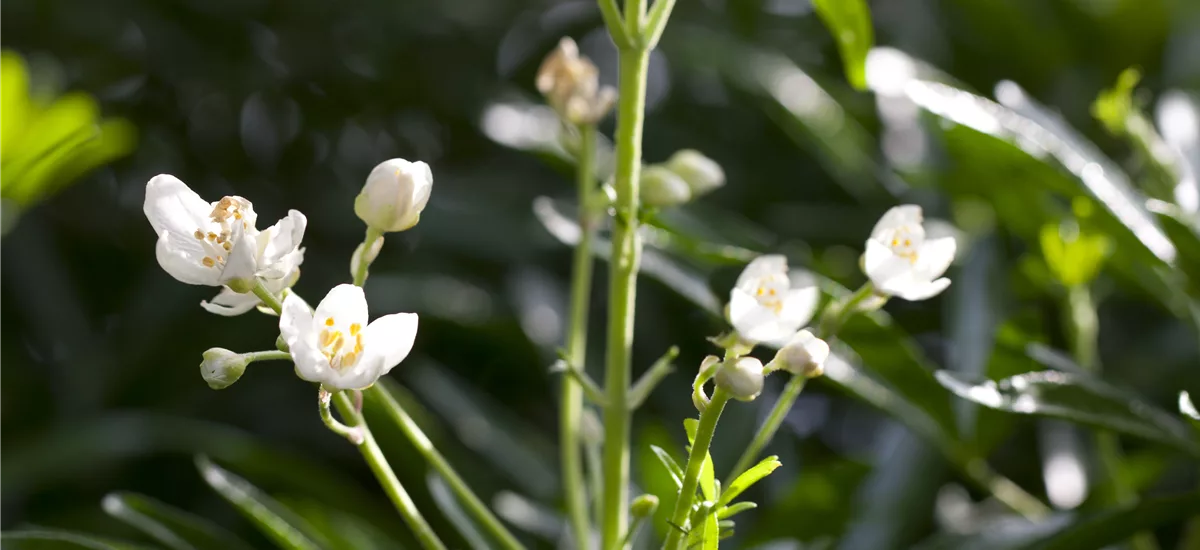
[752, 273, 789, 314]
[193, 196, 255, 269]
[318, 316, 365, 370]
[882, 223, 924, 264]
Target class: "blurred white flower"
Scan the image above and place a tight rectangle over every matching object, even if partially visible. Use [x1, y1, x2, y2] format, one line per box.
[536, 37, 616, 125]
[664, 149, 725, 198]
[354, 158, 433, 232]
[144, 174, 306, 297]
[715, 356, 765, 402]
[863, 205, 956, 301]
[728, 255, 819, 344]
[280, 284, 418, 390]
[768, 329, 830, 377]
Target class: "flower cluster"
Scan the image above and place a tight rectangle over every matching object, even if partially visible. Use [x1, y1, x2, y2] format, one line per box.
[710, 204, 956, 401]
[145, 158, 434, 392]
[535, 37, 616, 126]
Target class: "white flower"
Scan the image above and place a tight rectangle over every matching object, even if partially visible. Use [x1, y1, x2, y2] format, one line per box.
[768, 329, 830, 377]
[863, 205, 956, 301]
[201, 256, 302, 316]
[728, 255, 819, 344]
[279, 284, 418, 390]
[536, 37, 616, 125]
[715, 356, 765, 401]
[144, 175, 306, 295]
[354, 158, 433, 233]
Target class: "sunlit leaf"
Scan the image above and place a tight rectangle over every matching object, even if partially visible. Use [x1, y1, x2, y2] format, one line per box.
[812, 0, 874, 90]
[935, 370, 1200, 456]
[718, 456, 780, 507]
[651, 445, 685, 489]
[102, 491, 254, 550]
[195, 456, 324, 550]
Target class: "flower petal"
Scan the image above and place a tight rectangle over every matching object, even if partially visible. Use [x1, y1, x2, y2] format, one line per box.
[155, 233, 219, 285]
[729, 288, 784, 343]
[144, 174, 211, 238]
[280, 293, 332, 384]
[314, 284, 368, 330]
[735, 255, 787, 290]
[258, 210, 307, 273]
[219, 223, 258, 286]
[892, 277, 951, 301]
[915, 236, 956, 280]
[362, 312, 419, 375]
[779, 286, 819, 330]
[863, 238, 913, 289]
[870, 204, 923, 241]
[201, 287, 260, 316]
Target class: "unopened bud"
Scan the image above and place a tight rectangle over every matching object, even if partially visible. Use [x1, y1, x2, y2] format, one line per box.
[631, 494, 660, 518]
[354, 158, 433, 233]
[536, 37, 616, 125]
[768, 330, 829, 377]
[200, 348, 248, 390]
[665, 149, 724, 198]
[640, 165, 692, 208]
[715, 357, 765, 401]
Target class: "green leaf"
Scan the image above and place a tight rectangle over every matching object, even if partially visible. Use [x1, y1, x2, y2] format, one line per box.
[1090, 67, 1141, 136]
[1020, 491, 1200, 550]
[718, 456, 780, 507]
[102, 491, 254, 550]
[702, 512, 719, 550]
[716, 502, 756, 519]
[812, 0, 874, 90]
[935, 370, 1200, 456]
[683, 419, 716, 501]
[1, 529, 154, 550]
[195, 456, 325, 550]
[650, 445, 685, 489]
[426, 474, 491, 550]
[277, 497, 405, 550]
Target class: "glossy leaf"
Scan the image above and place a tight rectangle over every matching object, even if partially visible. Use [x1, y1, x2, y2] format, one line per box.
[935, 370, 1200, 456]
[650, 445, 685, 489]
[718, 455, 780, 507]
[194, 456, 324, 550]
[812, 0, 874, 90]
[102, 491, 253, 550]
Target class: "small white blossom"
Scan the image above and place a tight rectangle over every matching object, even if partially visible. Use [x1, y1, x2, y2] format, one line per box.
[354, 158, 433, 233]
[280, 284, 418, 390]
[536, 37, 616, 125]
[728, 255, 819, 344]
[144, 174, 306, 298]
[768, 329, 830, 377]
[863, 205, 956, 301]
[715, 356, 765, 402]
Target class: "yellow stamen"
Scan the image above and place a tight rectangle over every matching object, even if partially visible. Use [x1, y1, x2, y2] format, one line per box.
[202, 257, 215, 267]
[194, 230, 205, 239]
[342, 352, 357, 367]
[350, 323, 361, 336]
[325, 317, 335, 326]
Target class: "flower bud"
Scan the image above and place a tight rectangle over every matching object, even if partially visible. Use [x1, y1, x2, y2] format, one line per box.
[768, 329, 830, 377]
[536, 37, 616, 125]
[715, 356, 765, 402]
[354, 158, 433, 233]
[665, 149, 724, 198]
[350, 233, 385, 278]
[200, 348, 248, 390]
[640, 165, 692, 208]
[631, 494, 660, 518]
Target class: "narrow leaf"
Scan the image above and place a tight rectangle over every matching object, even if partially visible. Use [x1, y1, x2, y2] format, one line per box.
[717, 501, 756, 519]
[426, 474, 491, 550]
[718, 456, 781, 507]
[195, 456, 324, 550]
[102, 492, 253, 550]
[650, 445, 685, 489]
[812, 0, 874, 90]
[1020, 491, 1200, 550]
[1, 529, 154, 550]
[936, 370, 1200, 456]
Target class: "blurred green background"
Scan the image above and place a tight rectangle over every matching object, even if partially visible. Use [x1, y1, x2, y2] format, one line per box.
[2, 0, 1199, 548]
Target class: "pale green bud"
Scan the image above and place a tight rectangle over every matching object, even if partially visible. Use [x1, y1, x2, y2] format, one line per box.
[640, 165, 692, 208]
[767, 329, 830, 378]
[200, 348, 248, 390]
[665, 149, 725, 197]
[715, 356, 764, 401]
[355, 158, 433, 232]
[1040, 220, 1110, 287]
[631, 494, 660, 518]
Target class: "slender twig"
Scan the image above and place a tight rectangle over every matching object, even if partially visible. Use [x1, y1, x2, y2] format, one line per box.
[353, 227, 384, 286]
[319, 387, 363, 444]
[252, 281, 284, 314]
[332, 392, 447, 550]
[662, 387, 732, 550]
[597, 0, 633, 49]
[555, 359, 608, 407]
[627, 346, 679, 410]
[368, 385, 525, 550]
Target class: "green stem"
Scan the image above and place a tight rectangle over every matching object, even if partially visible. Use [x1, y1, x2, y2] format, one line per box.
[1067, 285, 1158, 550]
[563, 123, 597, 549]
[723, 283, 873, 486]
[319, 387, 363, 444]
[600, 39, 652, 550]
[243, 350, 292, 363]
[353, 227, 385, 286]
[252, 281, 284, 314]
[663, 388, 731, 550]
[367, 386, 525, 550]
[332, 392, 447, 550]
